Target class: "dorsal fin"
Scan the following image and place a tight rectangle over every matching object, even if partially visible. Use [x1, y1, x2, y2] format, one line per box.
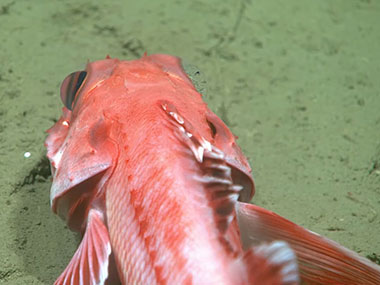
[196, 148, 242, 233]
[159, 100, 243, 251]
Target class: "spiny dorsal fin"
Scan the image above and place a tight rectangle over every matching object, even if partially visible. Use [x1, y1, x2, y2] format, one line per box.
[196, 148, 243, 233]
[159, 100, 242, 240]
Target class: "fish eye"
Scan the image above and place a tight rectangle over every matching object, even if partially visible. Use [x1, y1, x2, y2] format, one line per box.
[60, 71, 87, 110]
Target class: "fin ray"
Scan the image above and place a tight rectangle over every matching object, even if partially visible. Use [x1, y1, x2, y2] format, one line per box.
[54, 209, 112, 285]
[236, 202, 380, 284]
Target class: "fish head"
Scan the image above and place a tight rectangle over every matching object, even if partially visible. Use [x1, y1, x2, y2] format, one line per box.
[45, 58, 120, 232]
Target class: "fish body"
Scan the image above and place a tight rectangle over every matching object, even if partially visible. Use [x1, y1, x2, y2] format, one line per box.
[46, 54, 380, 284]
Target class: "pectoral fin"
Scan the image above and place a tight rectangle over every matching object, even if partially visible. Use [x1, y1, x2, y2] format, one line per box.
[54, 209, 114, 285]
[236, 202, 380, 284]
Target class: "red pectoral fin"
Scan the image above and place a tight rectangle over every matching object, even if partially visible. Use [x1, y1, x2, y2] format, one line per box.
[54, 209, 113, 285]
[236, 202, 380, 284]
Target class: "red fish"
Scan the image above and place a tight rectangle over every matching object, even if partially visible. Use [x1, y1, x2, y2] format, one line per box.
[45, 54, 380, 284]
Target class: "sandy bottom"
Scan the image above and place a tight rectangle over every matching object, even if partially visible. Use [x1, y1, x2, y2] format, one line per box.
[0, 0, 379, 283]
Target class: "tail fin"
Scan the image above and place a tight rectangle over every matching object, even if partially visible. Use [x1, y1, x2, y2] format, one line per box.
[236, 202, 380, 284]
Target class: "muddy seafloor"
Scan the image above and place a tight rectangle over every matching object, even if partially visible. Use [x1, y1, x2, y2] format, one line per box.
[0, 0, 379, 284]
